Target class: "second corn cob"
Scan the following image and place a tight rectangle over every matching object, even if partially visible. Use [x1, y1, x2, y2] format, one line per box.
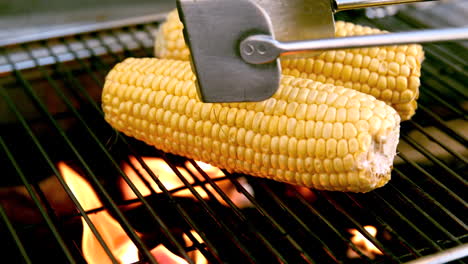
[154, 9, 424, 120]
[102, 58, 400, 193]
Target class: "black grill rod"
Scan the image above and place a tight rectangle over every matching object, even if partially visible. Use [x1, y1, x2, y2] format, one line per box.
[417, 105, 467, 148]
[2, 52, 158, 264]
[397, 152, 466, 208]
[60, 33, 225, 263]
[401, 134, 466, 185]
[221, 170, 372, 263]
[370, 190, 445, 251]
[342, 193, 423, 259]
[124, 26, 155, 57]
[22, 43, 193, 264]
[319, 192, 403, 263]
[361, 179, 463, 245]
[284, 186, 376, 263]
[127, 149, 254, 263]
[0, 96, 81, 264]
[421, 65, 467, 100]
[122, 157, 222, 263]
[58, 31, 222, 263]
[93, 29, 261, 263]
[175, 163, 225, 206]
[158, 152, 261, 263]
[393, 167, 467, 230]
[424, 49, 468, 80]
[423, 51, 468, 84]
[406, 120, 467, 164]
[420, 76, 467, 117]
[422, 64, 468, 103]
[185, 160, 309, 263]
[408, 119, 468, 163]
[258, 182, 366, 263]
[0, 203, 33, 264]
[70, 32, 130, 84]
[58, 37, 107, 87]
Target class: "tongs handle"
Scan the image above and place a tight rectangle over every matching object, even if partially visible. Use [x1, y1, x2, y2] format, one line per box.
[241, 27, 468, 64]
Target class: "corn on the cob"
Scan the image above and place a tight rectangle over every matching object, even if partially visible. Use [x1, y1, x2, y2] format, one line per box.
[154, 9, 424, 120]
[102, 58, 400, 192]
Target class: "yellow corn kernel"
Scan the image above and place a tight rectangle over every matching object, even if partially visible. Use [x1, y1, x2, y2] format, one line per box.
[102, 58, 401, 193]
[154, 10, 424, 120]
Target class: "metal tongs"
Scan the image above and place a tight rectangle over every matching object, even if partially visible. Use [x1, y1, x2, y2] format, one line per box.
[177, 0, 468, 102]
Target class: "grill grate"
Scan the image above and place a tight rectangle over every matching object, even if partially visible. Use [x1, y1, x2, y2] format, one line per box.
[0, 5, 467, 264]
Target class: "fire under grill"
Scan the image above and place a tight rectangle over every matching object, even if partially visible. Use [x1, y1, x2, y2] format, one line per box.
[0, 5, 467, 264]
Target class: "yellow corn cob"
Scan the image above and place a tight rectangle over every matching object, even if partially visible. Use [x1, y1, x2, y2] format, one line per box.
[155, 10, 190, 61]
[154, 9, 424, 120]
[102, 58, 401, 193]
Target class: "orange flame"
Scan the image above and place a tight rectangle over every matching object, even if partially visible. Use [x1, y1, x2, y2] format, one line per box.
[58, 162, 139, 264]
[61, 157, 253, 263]
[120, 157, 253, 208]
[347, 225, 383, 259]
[151, 245, 189, 264]
[183, 231, 209, 264]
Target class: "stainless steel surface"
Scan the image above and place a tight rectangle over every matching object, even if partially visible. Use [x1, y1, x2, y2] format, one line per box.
[404, 244, 468, 264]
[335, 0, 435, 11]
[0, 0, 174, 44]
[250, 0, 431, 56]
[176, 0, 436, 102]
[253, 0, 335, 42]
[0, 25, 158, 74]
[0, 14, 164, 47]
[177, 0, 280, 103]
[241, 27, 468, 64]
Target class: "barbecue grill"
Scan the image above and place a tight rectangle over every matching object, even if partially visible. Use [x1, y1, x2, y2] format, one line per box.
[0, 1, 467, 263]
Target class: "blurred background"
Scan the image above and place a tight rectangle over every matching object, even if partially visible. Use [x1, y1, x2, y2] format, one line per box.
[0, 0, 467, 42]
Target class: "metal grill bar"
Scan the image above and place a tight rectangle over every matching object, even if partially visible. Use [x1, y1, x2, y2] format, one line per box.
[124, 153, 223, 263]
[0, 92, 80, 263]
[59, 31, 227, 263]
[112, 27, 326, 263]
[320, 192, 402, 262]
[183, 160, 292, 262]
[287, 187, 378, 262]
[392, 168, 467, 230]
[397, 152, 466, 206]
[0, 203, 32, 263]
[407, 120, 467, 163]
[0, 59, 158, 264]
[104, 38, 273, 263]
[59, 30, 251, 263]
[227, 170, 379, 262]
[343, 193, 424, 259]
[0, 5, 466, 264]
[401, 134, 465, 183]
[23, 42, 194, 264]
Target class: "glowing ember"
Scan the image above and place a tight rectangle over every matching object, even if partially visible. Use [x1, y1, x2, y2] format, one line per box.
[347, 225, 383, 259]
[121, 157, 253, 208]
[183, 231, 208, 264]
[150, 245, 189, 264]
[59, 162, 139, 264]
[294, 186, 317, 203]
[121, 157, 197, 199]
[61, 157, 254, 264]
